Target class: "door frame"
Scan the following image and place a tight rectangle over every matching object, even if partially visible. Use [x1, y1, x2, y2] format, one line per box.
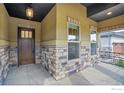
[17, 27, 35, 66]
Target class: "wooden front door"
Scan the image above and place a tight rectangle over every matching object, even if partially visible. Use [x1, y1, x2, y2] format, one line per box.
[18, 27, 35, 65]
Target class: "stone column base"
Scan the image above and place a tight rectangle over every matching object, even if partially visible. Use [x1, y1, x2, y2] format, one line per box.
[0, 46, 9, 84]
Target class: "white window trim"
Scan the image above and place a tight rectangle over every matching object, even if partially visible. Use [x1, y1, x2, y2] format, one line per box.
[67, 21, 81, 61]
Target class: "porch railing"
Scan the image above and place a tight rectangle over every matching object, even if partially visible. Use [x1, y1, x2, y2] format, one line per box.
[99, 51, 124, 64]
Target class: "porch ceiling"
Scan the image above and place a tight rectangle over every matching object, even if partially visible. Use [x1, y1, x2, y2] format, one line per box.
[82, 3, 124, 22]
[4, 3, 124, 22]
[4, 3, 55, 22]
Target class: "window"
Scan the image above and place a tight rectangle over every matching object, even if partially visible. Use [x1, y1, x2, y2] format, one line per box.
[68, 24, 79, 41]
[68, 43, 79, 60]
[91, 43, 96, 55]
[21, 31, 32, 38]
[68, 23, 80, 60]
[90, 31, 96, 42]
[90, 31, 97, 55]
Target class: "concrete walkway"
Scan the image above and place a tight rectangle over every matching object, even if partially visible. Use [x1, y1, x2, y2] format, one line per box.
[3, 63, 124, 85]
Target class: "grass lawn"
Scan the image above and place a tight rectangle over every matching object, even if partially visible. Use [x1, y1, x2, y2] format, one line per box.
[116, 59, 124, 68]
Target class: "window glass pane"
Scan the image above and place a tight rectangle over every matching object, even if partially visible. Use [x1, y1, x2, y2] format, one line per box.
[25, 31, 29, 38]
[91, 43, 96, 55]
[90, 31, 97, 55]
[68, 43, 79, 60]
[68, 23, 79, 41]
[90, 31, 96, 42]
[21, 31, 25, 38]
[29, 31, 32, 38]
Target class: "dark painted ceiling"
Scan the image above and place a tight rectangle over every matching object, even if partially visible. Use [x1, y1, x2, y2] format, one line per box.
[4, 3, 124, 22]
[4, 3, 55, 22]
[82, 3, 124, 22]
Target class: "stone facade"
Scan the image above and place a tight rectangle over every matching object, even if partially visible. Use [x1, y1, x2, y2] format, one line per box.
[9, 47, 18, 66]
[80, 45, 90, 68]
[81, 46, 100, 67]
[41, 45, 68, 80]
[41, 45, 64, 80]
[41, 45, 96, 80]
[35, 46, 41, 64]
[0, 46, 9, 84]
[55, 46, 82, 79]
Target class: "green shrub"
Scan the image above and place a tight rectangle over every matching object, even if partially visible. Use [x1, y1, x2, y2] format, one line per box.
[116, 59, 124, 68]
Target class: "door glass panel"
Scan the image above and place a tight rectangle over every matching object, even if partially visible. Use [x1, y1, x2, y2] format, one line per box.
[21, 30, 33, 38]
[21, 31, 25, 38]
[25, 31, 29, 38]
[29, 31, 32, 38]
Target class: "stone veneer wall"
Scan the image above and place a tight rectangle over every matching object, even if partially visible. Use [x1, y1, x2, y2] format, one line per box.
[80, 45, 90, 68]
[41, 45, 67, 80]
[9, 47, 18, 66]
[99, 47, 112, 52]
[35, 46, 41, 64]
[99, 47, 112, 59]
[41, 45, 91, 80]
[0, 46, 9, 84]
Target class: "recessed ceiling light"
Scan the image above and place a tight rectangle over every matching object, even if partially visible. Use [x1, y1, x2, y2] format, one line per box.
[107, 12, 112, 15]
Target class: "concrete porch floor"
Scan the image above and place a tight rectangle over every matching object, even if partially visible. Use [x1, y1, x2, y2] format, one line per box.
[3, 63, 124, 85]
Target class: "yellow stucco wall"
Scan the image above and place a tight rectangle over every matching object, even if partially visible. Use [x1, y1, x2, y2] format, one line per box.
[0, 4, 9, 46]
[9, 17, 41, 47]
[40, 4, 97, 46]
[0, 3, 98, 47]
[56, 4, 97, 46]
[41, 5, 56, 45]
[98, 15, 124, 30]
[88, 18, 97, 27]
